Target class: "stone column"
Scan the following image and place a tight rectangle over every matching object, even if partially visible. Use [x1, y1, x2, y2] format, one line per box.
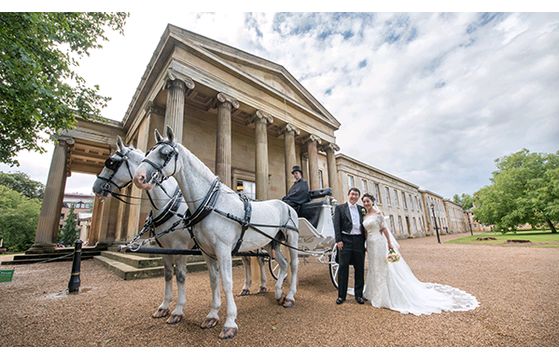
[213, 93, 239, 187]
[323, 143, 341, 200]
[127, 117, 151, 238]
[164, 68, 194, 142]
[28, 136, 74, 253]
[305, 135, 321, 191]
[251, 110, 273, 200]
[281, 124, 300, 193]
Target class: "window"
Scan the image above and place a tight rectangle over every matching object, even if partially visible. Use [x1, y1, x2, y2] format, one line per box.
[318, 170, 324, 189]
[389, 215, 396, 234]
[394, 189, 399, 208]
[361, 179, 368, 193]
[375, 183, 381, 204]
[236, 180, 256, 200]
[385, 186, 391, 207]
[413, 217, 418, 233]
[348, 175, 354, 189]
[403, 192, 408, 209]
[416, 196, 421, 211]
[398, 216, 404, 235]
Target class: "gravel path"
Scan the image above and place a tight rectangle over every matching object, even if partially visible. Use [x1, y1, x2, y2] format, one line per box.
[1, 233, 558, 347]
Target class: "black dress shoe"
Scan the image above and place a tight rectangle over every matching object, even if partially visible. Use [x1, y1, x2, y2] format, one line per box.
[336, 297, 345, 305]
[356, 297, 365, 304]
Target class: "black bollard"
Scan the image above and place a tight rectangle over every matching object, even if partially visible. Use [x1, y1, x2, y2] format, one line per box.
[68, 239, 83, 294]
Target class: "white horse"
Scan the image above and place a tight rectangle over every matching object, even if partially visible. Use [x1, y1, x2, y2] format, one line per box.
[133, 126, 299, 340]
[93, 137, 268, 325]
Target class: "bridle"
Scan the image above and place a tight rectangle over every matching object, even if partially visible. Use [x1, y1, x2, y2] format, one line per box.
[141, 140, 179, 185]
[96, 148, 134, 198]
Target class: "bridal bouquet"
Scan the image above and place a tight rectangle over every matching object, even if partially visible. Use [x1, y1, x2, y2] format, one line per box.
[386, 248, 400, 263]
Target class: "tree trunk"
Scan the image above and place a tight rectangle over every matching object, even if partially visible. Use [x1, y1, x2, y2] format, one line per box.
[545, 218, 557, 233]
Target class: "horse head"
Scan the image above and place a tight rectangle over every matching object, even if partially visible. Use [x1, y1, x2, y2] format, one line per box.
[134, 126, 180, 191]
[93, 136, 145, 197]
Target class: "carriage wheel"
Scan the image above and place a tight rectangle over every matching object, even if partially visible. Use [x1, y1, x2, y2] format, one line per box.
[328, 243, 339, 289]
[268, 255, 280, 280]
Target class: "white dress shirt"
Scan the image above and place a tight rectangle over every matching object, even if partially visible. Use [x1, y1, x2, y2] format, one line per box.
[348, 203, 361, 235]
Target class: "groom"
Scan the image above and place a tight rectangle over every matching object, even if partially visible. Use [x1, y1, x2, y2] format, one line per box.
[333, 187, 366, 305]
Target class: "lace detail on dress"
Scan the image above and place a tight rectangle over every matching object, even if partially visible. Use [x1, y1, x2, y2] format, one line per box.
[362, 213, 479, 316]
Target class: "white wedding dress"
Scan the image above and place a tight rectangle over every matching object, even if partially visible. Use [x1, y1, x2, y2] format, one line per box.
[363, 213, 479, 315]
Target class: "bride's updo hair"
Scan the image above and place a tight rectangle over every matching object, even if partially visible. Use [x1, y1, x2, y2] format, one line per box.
[362, 193, 375, 204]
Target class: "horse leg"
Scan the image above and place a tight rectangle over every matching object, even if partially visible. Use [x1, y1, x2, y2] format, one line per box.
[272, 243, 289, 304]
[257, 255, 268, 293]
[238, 256, 251, 296]
[283, 229, 299, 308]
[200, 255, 221, 329]
[153, 255, 172, 319]
[216, 248, 238, 340]
[167, 255, 186, 324]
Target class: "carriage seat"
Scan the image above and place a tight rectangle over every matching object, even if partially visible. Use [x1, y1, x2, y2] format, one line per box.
[298, 188, 332, 228]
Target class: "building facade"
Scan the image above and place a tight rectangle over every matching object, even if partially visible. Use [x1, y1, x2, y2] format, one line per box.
[443, 199, 468, 234]
[336, 154, 427, 239]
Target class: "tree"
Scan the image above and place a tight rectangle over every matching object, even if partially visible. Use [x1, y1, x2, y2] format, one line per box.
[452, 193, 473, 210]
[0, 185, 41, 252]
[58, 206, 79, 246]
[0, 12, 128, 166]
[473, 149, 559, 233]
[0, 171, 45, 199]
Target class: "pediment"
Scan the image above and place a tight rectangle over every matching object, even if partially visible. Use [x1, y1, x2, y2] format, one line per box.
[169, 25, 340, 129]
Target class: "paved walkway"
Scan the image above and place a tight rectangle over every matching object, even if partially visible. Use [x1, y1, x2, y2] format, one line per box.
[1, 233, 558, 346]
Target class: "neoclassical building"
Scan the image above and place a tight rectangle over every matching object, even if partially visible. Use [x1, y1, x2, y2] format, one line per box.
[29, 24, 342, 252]
[336, 154, 428, 239]
[29, 25, 472, 253]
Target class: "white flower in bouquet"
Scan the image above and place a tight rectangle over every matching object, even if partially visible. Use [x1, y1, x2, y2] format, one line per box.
[386, 248, 400, 263]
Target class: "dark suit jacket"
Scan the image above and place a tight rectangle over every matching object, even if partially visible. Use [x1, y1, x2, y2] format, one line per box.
[282, 178, 310, 205]
[333, 202, 366, 250]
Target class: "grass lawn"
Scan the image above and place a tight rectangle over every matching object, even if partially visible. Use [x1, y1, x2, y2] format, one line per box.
[448, 230, 559, 248]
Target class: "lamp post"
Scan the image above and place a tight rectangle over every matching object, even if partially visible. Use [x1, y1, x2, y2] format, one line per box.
[465, 210, 474, 236]
[430, 203, 441, 244]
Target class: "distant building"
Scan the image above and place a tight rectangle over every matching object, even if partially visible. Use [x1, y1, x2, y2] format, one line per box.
[60, 193, 94, 243]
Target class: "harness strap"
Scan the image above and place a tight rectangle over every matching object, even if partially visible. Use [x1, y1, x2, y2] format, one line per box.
[231, 193, 252, 254]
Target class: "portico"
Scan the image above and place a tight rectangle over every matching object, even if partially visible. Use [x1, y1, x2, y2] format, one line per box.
[29, 24, 342, 251]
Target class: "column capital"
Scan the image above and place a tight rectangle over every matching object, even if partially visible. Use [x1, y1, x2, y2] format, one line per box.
[212, 92, 240, 110]
[281, 123, 300, 136]
[304, 134, 322, 145]
[250, 110, 274, 125]
[165, 66, 195, 91]
[321, 142, 340, 153]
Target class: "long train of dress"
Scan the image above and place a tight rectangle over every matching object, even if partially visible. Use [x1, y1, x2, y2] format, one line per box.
[363, 213, 479, 315]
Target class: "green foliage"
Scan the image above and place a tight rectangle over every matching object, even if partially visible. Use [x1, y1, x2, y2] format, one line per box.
[0, 171, 45, 199]
[58, 206, 78, 246]
[0, 12, 128, 166]
[473, 149, 559, 233]
[452, 193, 473, 210]
[0, 185, 41, 251]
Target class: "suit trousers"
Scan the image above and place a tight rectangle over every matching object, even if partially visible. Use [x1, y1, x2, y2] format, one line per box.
[337, 234, 365, 300]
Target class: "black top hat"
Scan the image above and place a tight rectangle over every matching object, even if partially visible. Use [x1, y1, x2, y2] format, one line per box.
[291, 165, 303, 175]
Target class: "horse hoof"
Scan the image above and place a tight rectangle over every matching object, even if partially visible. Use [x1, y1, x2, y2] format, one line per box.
[201, 317, 219, 329]
[259, 286, 268, 294]
[239, 289, 250, 296]
[276, 294, 285, 305]
[283, 299, 295, 308]
[152, 308, 170, 318]
[219, 327, 238, 340]
[166, 314, 183, 324]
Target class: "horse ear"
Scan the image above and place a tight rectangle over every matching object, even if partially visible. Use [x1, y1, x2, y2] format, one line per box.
[166, 126, 175, 143]
[116, 136, 125, 151]
[154, 128, 163, 143]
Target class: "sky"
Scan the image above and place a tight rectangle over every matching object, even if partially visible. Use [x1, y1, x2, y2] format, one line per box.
[1, 4, 558, 200]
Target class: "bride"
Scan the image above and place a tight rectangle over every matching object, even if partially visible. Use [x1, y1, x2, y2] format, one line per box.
[361, 193, 479, 315]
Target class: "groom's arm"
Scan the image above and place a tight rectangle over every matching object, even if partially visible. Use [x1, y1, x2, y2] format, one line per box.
[333, 204, 343, 249]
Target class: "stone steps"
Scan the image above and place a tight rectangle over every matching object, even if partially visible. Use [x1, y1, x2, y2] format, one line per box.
[1, 247, 102, 265]
[94, 250, 243, 280]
